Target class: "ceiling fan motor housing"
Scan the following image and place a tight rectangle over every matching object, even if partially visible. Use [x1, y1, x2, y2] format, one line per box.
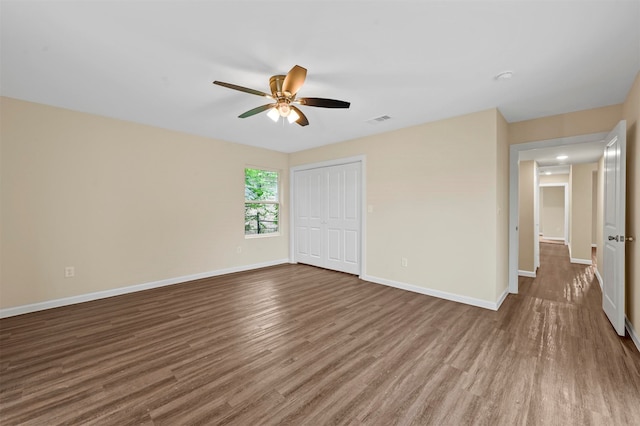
[269, 75, 288, 97]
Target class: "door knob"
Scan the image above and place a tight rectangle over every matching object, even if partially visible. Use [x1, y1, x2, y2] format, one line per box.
[608, 235, 618, 241]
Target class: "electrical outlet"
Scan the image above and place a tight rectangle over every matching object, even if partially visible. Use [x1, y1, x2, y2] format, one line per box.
[236, 246, 242, 254]
[401, 258, 408, 267]
[64, 266, 75, 278]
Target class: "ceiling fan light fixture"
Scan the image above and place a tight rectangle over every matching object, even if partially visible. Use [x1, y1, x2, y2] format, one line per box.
[267, 107, 280, 122]
[277, 102, 291, 117]
[287, 109, 300, 123]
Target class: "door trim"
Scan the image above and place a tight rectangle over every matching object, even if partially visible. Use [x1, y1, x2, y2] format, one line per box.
[289, 155, 367, 278]
[509, 132, 607, 294]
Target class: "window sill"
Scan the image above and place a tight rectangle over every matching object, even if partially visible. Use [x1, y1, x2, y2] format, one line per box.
[245, 232, 280, 239]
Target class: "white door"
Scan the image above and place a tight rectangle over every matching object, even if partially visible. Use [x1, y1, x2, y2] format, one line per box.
[294, 162, 361, 275]
[534, 168, 540, 270]
[602, 120, 626, 336]
[294, 168, 323, 268]
[324, 163, 361, 274]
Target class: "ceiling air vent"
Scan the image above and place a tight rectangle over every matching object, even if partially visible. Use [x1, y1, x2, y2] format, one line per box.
[366, 115, 391, 125]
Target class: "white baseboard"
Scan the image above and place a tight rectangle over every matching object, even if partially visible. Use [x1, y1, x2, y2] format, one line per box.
[0, 259, 290, 319]
[541, 236, 564, 241]
[496, 287, 510, 310]
[518, 270, 536, 278]
[570, 257, 592, 265]
[595, 268, 603, 290]
[361, 274, 504, 311]
[591, 243, 597, 248]
[626, 317, 640, 353]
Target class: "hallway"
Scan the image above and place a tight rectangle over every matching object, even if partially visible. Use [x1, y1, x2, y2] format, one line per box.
[510, 241, 640, 423]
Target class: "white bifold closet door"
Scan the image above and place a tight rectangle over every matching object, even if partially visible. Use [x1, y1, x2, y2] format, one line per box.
[294, 162, 361, 275]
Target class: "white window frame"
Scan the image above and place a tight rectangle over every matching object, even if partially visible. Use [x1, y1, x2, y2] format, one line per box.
[244, 166, 280, 238]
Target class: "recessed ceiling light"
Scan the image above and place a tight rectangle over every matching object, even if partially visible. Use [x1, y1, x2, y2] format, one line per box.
[495, 71, 513, 81]
[545, 171, 552, 175]
[556, 155, 568, 160]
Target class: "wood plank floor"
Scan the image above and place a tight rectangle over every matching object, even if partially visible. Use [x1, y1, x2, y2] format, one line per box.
[1, 243, 639, 425]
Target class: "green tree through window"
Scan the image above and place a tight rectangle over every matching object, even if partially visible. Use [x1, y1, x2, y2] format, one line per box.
[245, 168, 279, 235]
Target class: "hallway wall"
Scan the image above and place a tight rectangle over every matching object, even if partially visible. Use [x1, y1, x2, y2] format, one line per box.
[569, 163, 597, 263]
[518, 160, 536, 275]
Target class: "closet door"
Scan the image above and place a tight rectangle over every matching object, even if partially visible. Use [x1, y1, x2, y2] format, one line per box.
[324, 163, 360, 274]
[294, 168, 323, 268]
[294, 162, 361, 274]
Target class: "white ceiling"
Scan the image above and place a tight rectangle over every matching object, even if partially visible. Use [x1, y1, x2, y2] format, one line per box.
[1, 1, 639, 153]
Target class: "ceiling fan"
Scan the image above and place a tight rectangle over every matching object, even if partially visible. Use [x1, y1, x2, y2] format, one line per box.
[213, 65, 350, 126]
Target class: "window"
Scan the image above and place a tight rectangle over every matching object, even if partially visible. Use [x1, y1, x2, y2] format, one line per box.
[245, 168, 279, 236]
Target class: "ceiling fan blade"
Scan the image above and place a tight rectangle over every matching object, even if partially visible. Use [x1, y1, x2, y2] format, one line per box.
[297, 97, 350, 108]
[282, 65, 307, 96]
[213, 81, 272, 98]
[291, 105, 309, 126]
[238, 103, 276, 118]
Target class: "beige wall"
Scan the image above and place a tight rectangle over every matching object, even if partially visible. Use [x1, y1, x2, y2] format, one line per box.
[539, 174, 569, 185]
[509, 104, 622, 145]
[496, 111, 510, 299]
[0, 97, 290, 309]
[518, 160, 536, 273]
[540, 186, 565, 239]
[623, 72, 640, 334]
[569, 163, 596, 262]
[291, 109, 507, 304]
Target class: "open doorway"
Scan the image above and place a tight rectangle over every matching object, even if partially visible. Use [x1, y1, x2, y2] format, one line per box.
[508, 132, 608, 293]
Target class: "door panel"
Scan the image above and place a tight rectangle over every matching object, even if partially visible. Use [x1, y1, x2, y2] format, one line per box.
[327, 228, 342, 262]
[295, 169, 324, 267]
[603, 243, 618, 312]
[327, 167, 342, 220]
[340, 163, 361, 274]
[308, 227, 322, 261]
[602, 120, 626, 336]
[297, 175, 309, 218]
[296, 227, 308, 256]
[308, 172, 323, 221]
[345, 168, 359, 220]
[345, 230, 359, 264]
[325, 163, 361, 274]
